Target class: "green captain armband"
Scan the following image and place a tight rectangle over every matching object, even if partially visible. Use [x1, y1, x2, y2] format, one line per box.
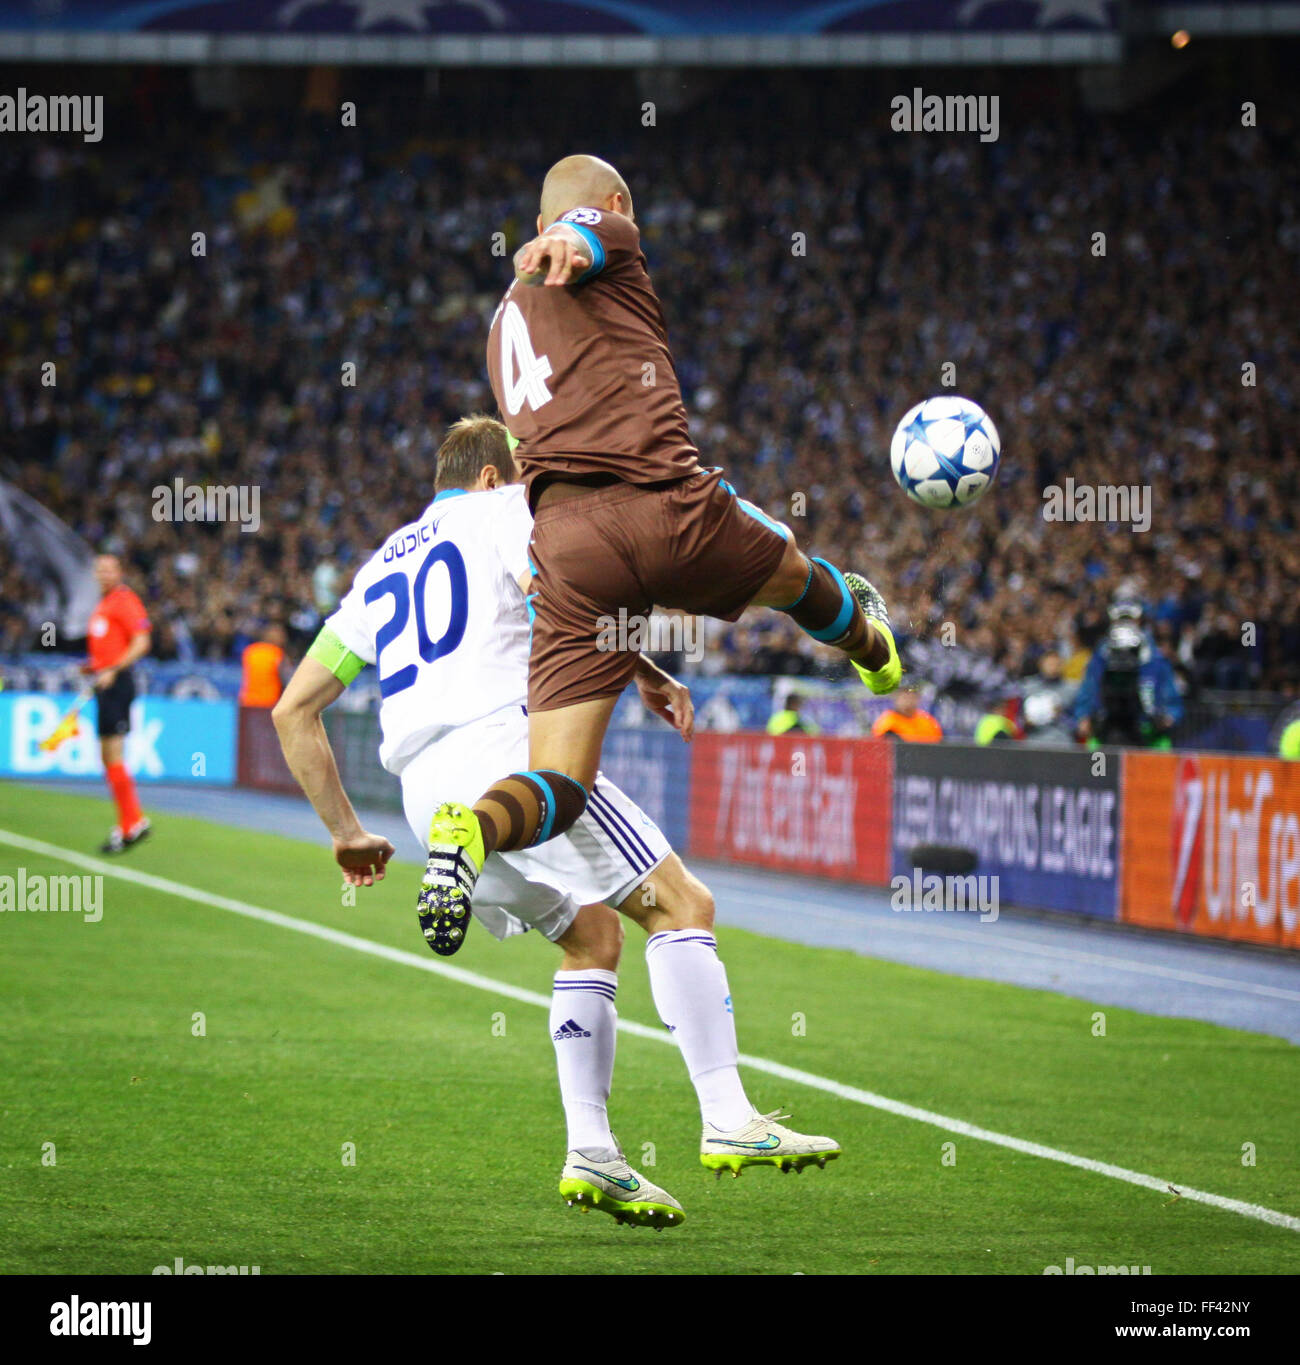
[506, 431, 520, 452]
[306, 627, 367, 686]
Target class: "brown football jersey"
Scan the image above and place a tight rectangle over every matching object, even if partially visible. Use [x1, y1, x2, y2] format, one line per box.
[486, 207, 703, 506]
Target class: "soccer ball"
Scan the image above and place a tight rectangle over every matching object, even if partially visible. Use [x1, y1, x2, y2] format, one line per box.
[889, 396, 1001, 509]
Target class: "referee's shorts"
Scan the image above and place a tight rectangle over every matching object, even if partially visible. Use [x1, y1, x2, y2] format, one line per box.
[95, 670, 136, 739]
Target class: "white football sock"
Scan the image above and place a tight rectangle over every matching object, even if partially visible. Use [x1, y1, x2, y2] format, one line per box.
[645, 929, 754, 1131]
[550, 969, 618, 1159]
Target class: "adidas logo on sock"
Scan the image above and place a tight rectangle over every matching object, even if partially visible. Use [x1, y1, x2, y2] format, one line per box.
[552, 1018, 592, 1041]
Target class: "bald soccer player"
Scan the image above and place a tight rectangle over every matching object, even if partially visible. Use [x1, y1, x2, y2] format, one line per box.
[276, 415, 840, 1222]
[419, 154, 903, 978]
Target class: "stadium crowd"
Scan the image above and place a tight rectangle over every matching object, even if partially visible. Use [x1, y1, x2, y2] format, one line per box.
[2, 84, 1298, 701]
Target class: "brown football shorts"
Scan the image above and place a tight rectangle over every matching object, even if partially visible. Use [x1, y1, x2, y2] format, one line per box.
[527, 467, 791, 712]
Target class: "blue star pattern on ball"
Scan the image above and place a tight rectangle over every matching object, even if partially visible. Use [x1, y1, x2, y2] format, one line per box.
[889, 395, 1001, 509]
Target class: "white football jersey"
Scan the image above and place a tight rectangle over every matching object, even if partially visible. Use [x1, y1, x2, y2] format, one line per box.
[326, 485, 534, 774]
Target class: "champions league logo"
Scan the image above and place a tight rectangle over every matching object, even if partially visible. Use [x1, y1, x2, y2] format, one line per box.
[19, 1, 1115, 38]
[957, 0, 1111, 24]
[276, 0, 508, 28]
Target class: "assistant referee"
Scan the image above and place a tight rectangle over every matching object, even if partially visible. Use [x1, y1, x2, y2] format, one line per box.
[84, 553, 153, 854]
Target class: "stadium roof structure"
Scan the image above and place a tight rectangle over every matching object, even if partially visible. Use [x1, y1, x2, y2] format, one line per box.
[0, 2, 1297, 67]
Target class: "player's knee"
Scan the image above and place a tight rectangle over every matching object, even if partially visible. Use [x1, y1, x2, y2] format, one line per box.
[754, 538, 810, 610]
[683, 882, 716, 931]
[524, 769, 589, 844]
[588, 910, 624, 969]
[607, 912, 626, 960]
[658, 874, 715, 932]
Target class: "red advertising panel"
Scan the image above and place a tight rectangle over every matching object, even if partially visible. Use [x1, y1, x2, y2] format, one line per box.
[238, 705, 300, 795]
[689, 733, 892, 884]
[1122, 751, 1300, 948]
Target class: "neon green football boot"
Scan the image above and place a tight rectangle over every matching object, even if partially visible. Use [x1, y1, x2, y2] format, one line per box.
[844, 571, 902, 695]
[417, 801, 485, 957]
[701, 1109, 841, 1178]
[559, 1144, 685, 1230]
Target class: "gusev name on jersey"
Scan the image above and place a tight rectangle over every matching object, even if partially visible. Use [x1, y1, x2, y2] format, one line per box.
[315, 485, 534, 774]
[486, 206, 703, 506]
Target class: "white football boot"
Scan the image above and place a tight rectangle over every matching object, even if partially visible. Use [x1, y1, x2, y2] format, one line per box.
[559, 1144, 685, 1230]
[701, 1109, 841, 1177]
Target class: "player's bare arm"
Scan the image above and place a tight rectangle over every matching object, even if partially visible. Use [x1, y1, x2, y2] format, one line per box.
[273, 656, 395, 886]
[514, 223, 590, 287]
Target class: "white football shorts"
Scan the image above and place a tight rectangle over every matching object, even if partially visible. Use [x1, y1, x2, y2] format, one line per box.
[398, 704, 670, 943]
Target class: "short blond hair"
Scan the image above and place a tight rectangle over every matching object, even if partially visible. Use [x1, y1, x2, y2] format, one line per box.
[434, 414, 516, 492]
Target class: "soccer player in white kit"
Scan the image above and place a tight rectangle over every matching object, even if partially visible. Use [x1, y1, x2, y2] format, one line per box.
[273, 415, 839, 1230]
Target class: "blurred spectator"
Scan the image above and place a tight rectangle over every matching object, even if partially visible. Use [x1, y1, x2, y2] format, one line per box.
[1, 89, 1296, 696]
[766, 689, 821, 736]
[974, 703, 1019, 745]
[239, 623, 290, 709]
[1020, 652, 1077, 746]
[1279, 716, 1300, 760]
[1073, 590, 1183, 747]
[872, 688, 943, 742]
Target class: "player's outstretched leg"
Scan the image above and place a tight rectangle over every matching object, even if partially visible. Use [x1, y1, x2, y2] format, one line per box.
[752, 538, 902, 696]
[551, 904, 684, 1229]
[841, 571, 903, 695]
[417, 800, 484, 955]
[417, 696, 617, 955]
[621, 855, 841, 1179]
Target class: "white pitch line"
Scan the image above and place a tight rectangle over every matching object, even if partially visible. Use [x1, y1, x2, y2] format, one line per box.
[3, 826, 1298, 1235]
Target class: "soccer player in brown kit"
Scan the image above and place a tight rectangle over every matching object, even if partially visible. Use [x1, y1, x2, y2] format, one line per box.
[421, 156, 901, 1066]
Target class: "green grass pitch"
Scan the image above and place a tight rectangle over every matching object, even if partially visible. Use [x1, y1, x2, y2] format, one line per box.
[1, 781, 1297, 1275]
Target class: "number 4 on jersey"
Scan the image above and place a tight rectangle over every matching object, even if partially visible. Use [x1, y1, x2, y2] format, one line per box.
[499, 300, 553, 415]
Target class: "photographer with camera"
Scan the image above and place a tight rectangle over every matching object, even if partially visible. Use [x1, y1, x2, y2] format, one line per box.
[1073, 585, 1183, 749]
